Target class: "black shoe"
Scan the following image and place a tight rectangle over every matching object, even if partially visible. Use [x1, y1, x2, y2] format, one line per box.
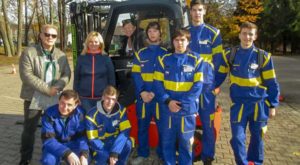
[19, 160, 30, 165]
[203, 158, 213, 165]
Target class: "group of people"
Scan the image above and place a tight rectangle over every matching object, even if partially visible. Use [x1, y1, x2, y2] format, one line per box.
[18, 0, 280, 165]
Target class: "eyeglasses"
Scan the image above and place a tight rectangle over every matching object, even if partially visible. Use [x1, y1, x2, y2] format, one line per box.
[44, 33, 57, 38]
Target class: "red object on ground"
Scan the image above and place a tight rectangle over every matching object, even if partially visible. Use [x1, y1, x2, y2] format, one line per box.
[279, 95, 284, 102]
[126, 104, 159, 147]
[126, 103, 223, 152]
[248, 161, 255, 165]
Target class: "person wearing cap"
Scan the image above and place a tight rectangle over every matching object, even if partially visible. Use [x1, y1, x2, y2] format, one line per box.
[119, 19, 146, 56]
[19, 24, 71, 165]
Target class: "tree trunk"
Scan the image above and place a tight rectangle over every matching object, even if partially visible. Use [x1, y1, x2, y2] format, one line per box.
[17, 0, 24, 56]
[36, 0, 42, 33]
[48, 0, 53, 24]
[40, 0, 46, 24]
[0, 17, 12, 57]
[2, 0, 16, 56]
[58, 0, 65, 50]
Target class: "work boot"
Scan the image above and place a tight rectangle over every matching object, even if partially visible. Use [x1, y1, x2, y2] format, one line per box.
[19, 160, 30, 165]
[131, 156, 147, 165]
[203, 158, 214, 165]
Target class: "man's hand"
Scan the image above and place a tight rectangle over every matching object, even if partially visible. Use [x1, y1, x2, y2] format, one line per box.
[67, 152, 81, 165]
[168, 100, 181, 113]
[49, 87, 59, 96]
[80, 155, 88, 165]
[140, 91, 154, 103]
[109, 156, 118, 165]
[269, 108, 276, 118]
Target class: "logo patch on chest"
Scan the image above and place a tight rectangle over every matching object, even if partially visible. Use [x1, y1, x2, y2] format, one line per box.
[112, 120, 119, 127]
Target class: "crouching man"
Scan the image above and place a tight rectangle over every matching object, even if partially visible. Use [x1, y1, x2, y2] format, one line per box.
[41, 90, 89, 165]
[85, 85, 132, 165]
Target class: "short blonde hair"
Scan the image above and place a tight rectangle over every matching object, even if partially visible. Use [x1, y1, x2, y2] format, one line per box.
[81, 31, 105, 55]
[103, 85, 119, 98]
[41, 24, 58, 33]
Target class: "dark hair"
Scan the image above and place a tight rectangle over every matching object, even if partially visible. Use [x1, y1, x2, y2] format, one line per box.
[190, 0, 207, 9]
[59, 90, 80, 104]
[122, 19, 136, 27]
[172, 29, 191, 41]
[145, 22, 161, 39]
[240, 21, 258, 31]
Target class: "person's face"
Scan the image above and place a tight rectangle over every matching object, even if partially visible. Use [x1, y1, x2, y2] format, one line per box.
[58, 96, 78, 117]
[147, 27, 161, 43]
[190, 4, 206, 25]
[123, 23, 136, 37]
[88, 36, 101, 52]
[102, 94, 117, 112]
[239, 28, 257, 49]
[173, 35, 189, 53]
[40, 28, 57, 49]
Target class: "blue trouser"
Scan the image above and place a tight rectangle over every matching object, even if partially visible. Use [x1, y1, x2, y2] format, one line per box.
[80, 97, 100, 112]
[41, 141, 83, 165]
[136, 100, 163, 159]
[161, 113, 196, 165]
[230, 101, 269, 165]
[198, 91, 216, 160]
[94, 138, 132, 165]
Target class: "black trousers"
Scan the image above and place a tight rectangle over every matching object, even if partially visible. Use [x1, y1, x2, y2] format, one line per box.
[20, 101, 42, 162]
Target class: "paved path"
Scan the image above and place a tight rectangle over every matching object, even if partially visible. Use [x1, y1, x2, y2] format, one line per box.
[0, 56, 299, 165]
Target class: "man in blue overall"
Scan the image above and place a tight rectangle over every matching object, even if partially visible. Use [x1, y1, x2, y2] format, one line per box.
[153, 29, 208, 165]
[215, 22, 280, 165]
[188, 1, 224, 164]
[40, 90, 88, 165]
[85, 86, 132, 165]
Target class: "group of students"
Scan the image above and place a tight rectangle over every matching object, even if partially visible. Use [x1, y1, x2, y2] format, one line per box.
[18, 0, 280, 165]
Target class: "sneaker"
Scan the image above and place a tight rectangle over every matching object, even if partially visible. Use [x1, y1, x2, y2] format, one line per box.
[131, 156, 147, 165]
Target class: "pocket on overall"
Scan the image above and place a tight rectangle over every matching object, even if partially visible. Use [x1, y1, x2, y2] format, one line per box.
[254, 101, 269, 122]
[230, 103, 243, 123]
[181, 114, 196, 133]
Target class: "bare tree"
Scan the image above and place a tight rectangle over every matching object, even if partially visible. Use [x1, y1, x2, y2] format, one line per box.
[0, 16, 12, 56]
[48, 0, 53, 24]
[1, 0, 16, 56]
[17, 0, 24, 56]
[57, 0, 66, 50]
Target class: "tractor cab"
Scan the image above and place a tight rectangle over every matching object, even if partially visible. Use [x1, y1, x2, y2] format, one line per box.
[70, 0, 190, 106]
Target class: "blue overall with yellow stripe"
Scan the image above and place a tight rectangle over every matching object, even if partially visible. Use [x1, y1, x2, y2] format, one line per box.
[85, 101, 132, 165]
[153, 52, 205, 165]
[131, 45, 168, 159]
[41, 105, 89, 165]
[189, 23, 224, 161]
[215, 45, 280, 165]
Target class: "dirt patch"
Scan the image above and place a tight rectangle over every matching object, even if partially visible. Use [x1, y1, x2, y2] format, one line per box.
[0, 54, 19, 67]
